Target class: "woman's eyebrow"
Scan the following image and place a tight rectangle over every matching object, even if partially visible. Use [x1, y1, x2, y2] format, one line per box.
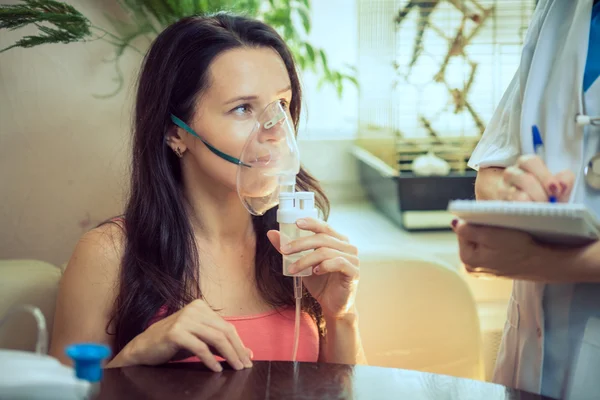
[223, 85, 291, 105]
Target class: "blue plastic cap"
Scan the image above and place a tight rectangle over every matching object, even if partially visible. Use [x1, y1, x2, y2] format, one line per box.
[65, 343, 112, 382]
[532, 125, 543, 151]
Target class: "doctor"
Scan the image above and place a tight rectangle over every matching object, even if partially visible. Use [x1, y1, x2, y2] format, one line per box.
[453, 0, 600, 399]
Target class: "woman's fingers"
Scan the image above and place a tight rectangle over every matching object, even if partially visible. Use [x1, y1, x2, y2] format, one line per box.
[266, 230, 282, 254]
[503, 166, 548, 201]
[313, 255, 360, 281]
[191, 323, 247, 371]
[288, 247, 358, 275]
[555, 169, 576, 202]
[185, 300, 252, 369]
[501, 156, 576, 203]
[296, 218, 349, 242]
[172, 330, 222, 372]
[497, 179, 532, 202]
[281, 232, 357, 256]
[201, 317, 252, 369]
[221, 322, 253, 368]
[517, 155, 560, 197]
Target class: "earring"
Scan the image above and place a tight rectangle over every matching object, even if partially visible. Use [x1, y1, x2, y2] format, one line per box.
[174, 147, 183, 158]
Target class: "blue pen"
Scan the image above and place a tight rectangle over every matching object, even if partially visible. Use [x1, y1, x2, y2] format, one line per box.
[532, 125, 557, 203]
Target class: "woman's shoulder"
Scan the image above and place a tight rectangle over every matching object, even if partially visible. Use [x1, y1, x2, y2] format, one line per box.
[83, 219, 125, 255]
[64, 219, 126, 280]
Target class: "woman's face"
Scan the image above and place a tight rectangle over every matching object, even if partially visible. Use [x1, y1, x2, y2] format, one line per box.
[171, 46, 293, 194]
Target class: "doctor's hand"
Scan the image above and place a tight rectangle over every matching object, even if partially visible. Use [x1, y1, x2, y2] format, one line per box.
[267, 218, 359, 320]
[498, 155, 575, 202]
[452, 219, 569, 281]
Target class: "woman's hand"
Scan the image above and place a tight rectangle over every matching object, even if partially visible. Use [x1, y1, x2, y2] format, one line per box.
[452, 219, 580, 281]
[117, 299, 252, 372]
[498, 155, 575, 202]
[267, 218, 359, 320]
[455, 155, 577, 281]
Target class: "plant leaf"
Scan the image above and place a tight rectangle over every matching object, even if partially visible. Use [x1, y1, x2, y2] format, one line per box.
[0, 0, 91, 52]
[298, 0, 310, 9]
[318, 48, 331, 78]
[294, 3, 310, 34]
[140, 0, 174, 25]
[103, 12, 136, 36]
[304, 42, 315, 63]
[344, 74, 359, 88]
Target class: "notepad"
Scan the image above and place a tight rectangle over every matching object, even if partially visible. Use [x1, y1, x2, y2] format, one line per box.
[448, 200, 600, 245]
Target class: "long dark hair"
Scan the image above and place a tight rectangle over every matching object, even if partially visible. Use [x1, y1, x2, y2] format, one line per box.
[108, 13, 330, 354]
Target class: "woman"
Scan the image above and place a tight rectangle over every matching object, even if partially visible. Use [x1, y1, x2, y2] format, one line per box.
[453, 0, 599, 398]
[48, 13, 365, 372]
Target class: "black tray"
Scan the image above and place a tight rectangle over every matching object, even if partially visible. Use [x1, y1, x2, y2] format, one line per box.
[356, 153, 477, 231]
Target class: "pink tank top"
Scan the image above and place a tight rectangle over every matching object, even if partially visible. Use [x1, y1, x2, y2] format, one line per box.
[111, 218, 319, 362]
[148, 306, 320, 363]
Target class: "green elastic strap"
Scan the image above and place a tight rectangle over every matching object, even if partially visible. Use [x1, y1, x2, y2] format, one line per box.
[170, 114, 250, 167]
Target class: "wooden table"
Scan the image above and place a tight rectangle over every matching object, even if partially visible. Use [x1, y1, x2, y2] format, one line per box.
[96, 362, 555, 399]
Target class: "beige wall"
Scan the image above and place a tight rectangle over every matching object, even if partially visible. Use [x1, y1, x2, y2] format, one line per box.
[1, 1, 144, 265]
[0, 0, 360, 266]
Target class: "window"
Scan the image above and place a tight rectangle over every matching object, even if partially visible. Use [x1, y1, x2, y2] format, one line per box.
[356, 0, 536, 171]
[298, 0, 359, 140]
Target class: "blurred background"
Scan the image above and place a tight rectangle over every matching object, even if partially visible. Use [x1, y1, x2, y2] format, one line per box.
[0, 0, 536, 383]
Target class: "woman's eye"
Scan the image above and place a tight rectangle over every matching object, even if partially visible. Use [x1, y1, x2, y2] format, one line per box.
[232, 104, 251, 115]
[279, 99, 290, 109]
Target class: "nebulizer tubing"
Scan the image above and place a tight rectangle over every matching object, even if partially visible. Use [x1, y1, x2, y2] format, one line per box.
[170, 102, 288, 168]
[292, 277, 302, 361]
[0, 304, 48, 354]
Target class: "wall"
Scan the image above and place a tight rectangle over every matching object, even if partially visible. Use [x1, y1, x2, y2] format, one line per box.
[0, 0, 360, 265]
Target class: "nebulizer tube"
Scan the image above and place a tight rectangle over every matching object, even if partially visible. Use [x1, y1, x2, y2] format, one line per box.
[292, 276, 302, 361]
[0, 304, 48, 355]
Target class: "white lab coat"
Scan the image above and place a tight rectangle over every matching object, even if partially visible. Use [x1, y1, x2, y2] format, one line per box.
[468, 0, 600, 398]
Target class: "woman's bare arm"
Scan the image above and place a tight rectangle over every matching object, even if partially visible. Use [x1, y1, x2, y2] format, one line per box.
[48, 223, 123, 365]
[319, 312, 367, 365]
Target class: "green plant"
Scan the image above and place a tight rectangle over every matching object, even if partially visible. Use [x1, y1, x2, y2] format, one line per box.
[0, 0, 357, 98]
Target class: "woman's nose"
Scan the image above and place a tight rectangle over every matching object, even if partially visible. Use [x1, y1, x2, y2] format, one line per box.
[258, 119, 286, 143]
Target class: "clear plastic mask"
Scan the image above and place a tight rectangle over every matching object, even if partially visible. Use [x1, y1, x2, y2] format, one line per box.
[237, 100, 300, 216]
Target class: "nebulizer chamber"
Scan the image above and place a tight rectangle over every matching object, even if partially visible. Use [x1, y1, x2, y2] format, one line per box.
[236, 100, 316, 361]
[278, 191, 318, 277]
